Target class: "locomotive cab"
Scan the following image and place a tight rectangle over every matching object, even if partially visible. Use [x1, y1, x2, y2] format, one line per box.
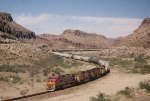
[47, 76, 57, 91]
[47, 74, 75, 91]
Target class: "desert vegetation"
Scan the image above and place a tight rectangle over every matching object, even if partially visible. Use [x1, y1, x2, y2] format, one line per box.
[139, 80, 150, 92]
[117, 87, 134, 98]
[0, 53, 82, 77]
[90, 93, 111, 101]
[90, 79, 150, 101]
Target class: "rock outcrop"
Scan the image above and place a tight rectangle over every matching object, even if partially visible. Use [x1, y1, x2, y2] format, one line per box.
[114, 18, 150, 48]
[0, 12, 36, 44]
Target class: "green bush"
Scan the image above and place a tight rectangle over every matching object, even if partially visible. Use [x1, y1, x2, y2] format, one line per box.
[90, 93, 111, 101]
[139, 80, 150, 92]
[117, 87, 133, 98]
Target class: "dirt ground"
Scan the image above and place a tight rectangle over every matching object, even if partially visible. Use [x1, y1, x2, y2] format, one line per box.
[42, 68, 150, 101]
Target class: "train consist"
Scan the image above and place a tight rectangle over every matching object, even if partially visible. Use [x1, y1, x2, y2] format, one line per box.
[47, 52, 110, 91]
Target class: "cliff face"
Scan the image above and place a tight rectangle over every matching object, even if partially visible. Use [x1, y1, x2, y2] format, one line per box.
[114, 18, 150, 48]
[0, 12, 36, 43]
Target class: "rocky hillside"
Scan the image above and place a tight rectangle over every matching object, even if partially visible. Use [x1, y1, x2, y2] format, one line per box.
[0, 12, 36, 44]
[39, 29, 112, 49]
[0, 43, 47, 65]
[0, 12, 48, 65]
[114, 18, 150, 48]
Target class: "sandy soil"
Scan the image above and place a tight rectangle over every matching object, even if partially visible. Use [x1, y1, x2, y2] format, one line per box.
[42, 68, 150, 101]
[0, 81, 46, 100]
[135, 96, 150, 101]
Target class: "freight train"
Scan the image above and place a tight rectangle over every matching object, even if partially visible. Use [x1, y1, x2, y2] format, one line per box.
[47, 52, 110, 91]
[51, 52, 109, 68]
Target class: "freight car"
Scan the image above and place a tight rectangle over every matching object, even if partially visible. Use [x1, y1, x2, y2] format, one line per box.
[73, 55, 82, 60]
[52, 52, 72, 58]
[89, 57, 99, 64]
[52, 52, 109, 66]
[80, 56, 90, 62]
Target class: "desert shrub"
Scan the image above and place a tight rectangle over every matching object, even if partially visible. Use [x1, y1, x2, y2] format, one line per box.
[33, 53, 82, 69]
[43, 67, 52, 76]
[139, 80, 150, 92]
[64, 60, 81, 68]
[0, 75, 9, 82]
[20, 89, 29, 96]
[90, 93, 111, 101]
[36, 78, 41, 83]
[71, 61, 81, 67]
[9, 75, 21, 84]
[28, 66, 41, 77]
[33, 53, 83, 76]
[101, 58, 132, 67]
[52, 68, 64, 74]
[33, 54, 66, 68]
[33, 54, 69, 75]
[129, 53, 135, 58]
[134, 53, 149, 64]
[141, 65, 150, 73]
[117, 87, 133, 98]
[117, 60, 133, 66]
[0, 64, 28, 73]
[0, 64, 13, 72]
[133, 64, 150, 74]
[0, 75, 21, 83]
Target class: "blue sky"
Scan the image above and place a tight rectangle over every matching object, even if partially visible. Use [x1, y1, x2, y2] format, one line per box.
[0, 0, 150, 38]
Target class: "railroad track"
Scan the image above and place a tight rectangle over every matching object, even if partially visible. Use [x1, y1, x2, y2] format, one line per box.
[3, 91, 49, 101]
[51, 49, 105, 52]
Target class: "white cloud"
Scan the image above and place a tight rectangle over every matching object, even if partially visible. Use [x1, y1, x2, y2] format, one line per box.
[15, 13, 142, 38]
[15, 14, 50, 25]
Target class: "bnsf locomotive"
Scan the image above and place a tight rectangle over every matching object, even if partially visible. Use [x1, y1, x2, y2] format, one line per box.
[47, 66, 110, 91]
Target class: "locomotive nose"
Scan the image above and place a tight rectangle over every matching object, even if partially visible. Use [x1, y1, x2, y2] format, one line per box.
[47, 79, 56, 91]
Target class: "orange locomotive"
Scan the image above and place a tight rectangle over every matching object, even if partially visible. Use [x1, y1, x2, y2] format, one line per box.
[47, 67, 110, 91]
